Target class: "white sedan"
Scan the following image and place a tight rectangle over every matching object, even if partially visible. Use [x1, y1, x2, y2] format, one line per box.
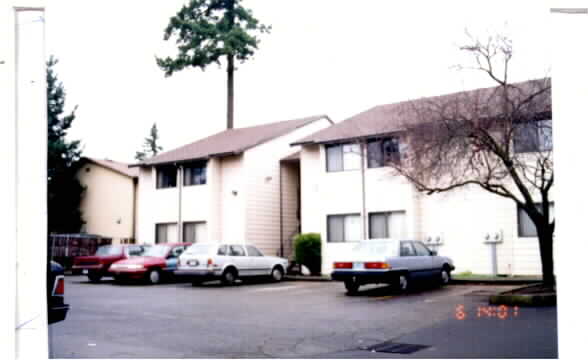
[175, 243, 289, 285]
[331, 239, 455, 294]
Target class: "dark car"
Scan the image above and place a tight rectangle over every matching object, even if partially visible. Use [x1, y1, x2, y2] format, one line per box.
[72, 244, 149, 282]
[48, 261, 69, 324]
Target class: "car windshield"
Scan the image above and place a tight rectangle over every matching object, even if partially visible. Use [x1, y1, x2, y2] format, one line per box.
[351, 241, 397, 256]
[142, 245, 170, 258]
[184, 244, 213, 255]
[95, 246, 123, 256]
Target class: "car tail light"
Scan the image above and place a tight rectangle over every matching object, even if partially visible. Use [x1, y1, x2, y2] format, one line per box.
[207, 258, 214, 268]
[53, 276, 65, 296]
[333, 262, 353, 269]
[364, 262, 390, 269]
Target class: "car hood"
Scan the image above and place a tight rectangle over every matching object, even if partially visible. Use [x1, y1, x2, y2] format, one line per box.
[114, 256, 164, 266]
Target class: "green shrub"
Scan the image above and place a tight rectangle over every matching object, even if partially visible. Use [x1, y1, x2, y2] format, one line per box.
[294, 233, 321, 275]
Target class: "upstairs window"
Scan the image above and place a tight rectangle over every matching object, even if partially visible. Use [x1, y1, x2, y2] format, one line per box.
[514, 119, 552, 153]
[367, 138, 400, 168]
[156, 166, 177, 189]
[184, 162, 207, 186]
[326, 143, 361, 172]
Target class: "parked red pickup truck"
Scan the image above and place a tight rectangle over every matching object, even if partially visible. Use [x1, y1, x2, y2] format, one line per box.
[72, 244, 149, 282]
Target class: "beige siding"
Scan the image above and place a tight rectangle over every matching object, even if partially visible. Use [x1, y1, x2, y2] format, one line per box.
[299, 143, 555, 276]
[77, 163, 136, 244]
[281, 163, 300, 259]
[243, 118, 332, 257]
[219, 155, 246, 243]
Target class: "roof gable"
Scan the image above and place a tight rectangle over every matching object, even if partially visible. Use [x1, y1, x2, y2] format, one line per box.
[81, 158, 139, 178]
[136, 115, 331, 167]
[293, 78, 551, 145]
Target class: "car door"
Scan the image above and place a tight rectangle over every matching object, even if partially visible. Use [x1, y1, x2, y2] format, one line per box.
[229, 245, 251, 276]
[397, 241, 418, 274]
[411, 241, 435, 280]
[245, 245, 270, 276]
[164, 246, 185, 273]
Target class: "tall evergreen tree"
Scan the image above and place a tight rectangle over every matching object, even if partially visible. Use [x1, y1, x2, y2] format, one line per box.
[135, 123, 163, 161]
[156, 0, 270, 129]
[47, 56, 85, 234]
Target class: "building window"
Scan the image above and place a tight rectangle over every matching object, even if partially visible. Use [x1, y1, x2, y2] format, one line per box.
[369, 211, 407, 240]
[513, 119, 552, 153]
[183, 162, 207, 186]
[182, 222, 207, 243]
[367, 138, 400, 168]
[326, 143, 361, 172]
[327, 214, 361, 242]
[155, 223, 178, 244]
[156, 166, 177, 189]
[517, 202, 554, 237]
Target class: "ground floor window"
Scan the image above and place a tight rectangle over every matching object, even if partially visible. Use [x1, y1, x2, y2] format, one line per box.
[155, 223, 178, 244]
[369, 211, 407, 240]
[327, 214, 361, 242]
[182, 222, 207, 243]
[518, 202, 554, 237]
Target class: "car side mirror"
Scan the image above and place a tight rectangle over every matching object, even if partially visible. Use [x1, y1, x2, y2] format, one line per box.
[430, 250, 437, 256]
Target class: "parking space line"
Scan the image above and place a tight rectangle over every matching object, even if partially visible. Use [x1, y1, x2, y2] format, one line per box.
[249, 285, 301, 292]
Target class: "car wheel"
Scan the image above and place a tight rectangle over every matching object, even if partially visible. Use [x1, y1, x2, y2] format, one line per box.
[398, 273, 410, 292]
[271, 266, 284, 282]
[344, 278, 360, 295]
[440, 268, 451, 286]
[146, 269, 161, 285]
[221, 268, 237, 286]
[88, 273, 102, 283]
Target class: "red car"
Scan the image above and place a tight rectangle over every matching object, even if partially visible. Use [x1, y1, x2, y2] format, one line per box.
[110, 243, 191, 284]
[72, 244, 149, 282]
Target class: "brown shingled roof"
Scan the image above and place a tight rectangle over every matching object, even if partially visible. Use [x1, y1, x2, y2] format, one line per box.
[293, 78, 551, 145]
[136, 115, 331, 167]
[82, 158, 139, 178]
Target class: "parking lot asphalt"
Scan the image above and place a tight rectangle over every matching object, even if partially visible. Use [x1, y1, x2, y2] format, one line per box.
[49, 276, 557, 358]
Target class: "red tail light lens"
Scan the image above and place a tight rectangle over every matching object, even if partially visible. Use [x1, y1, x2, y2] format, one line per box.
[364, 262, 390, 269]
[54, 276, 65, 295]
[333, 262, 353, 269]
[207, 258, 214, 268]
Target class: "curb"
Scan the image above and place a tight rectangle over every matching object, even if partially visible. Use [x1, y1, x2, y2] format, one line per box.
[488, 284, 557, 306]
[451, 278, 542, 285]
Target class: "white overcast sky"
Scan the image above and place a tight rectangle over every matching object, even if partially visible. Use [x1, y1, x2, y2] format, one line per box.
[45, 0, 552, 163]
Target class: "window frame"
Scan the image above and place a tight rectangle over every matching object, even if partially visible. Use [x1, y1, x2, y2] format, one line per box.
[326, 213, 361, 243]
[183, 161, 207, 186]
[325, 143, 361, 173]
[368, 211, 407, 240]
[513, 119, 553, 154]
[517, 202, 555, 238]
[155, 222, 178, 244]
[182, 221, 206, 243]
[156, 165, 177, 189]
[367, 137, 401, 168]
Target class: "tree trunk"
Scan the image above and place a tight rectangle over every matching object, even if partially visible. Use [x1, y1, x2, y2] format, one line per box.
[537, 226, 555, 288]
[227, 54, 234, 130]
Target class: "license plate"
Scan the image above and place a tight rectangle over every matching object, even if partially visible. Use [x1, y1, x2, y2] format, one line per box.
[187, 260, 199, 267]
[353, 262, 363, 270]
[82, 269, 88, 274]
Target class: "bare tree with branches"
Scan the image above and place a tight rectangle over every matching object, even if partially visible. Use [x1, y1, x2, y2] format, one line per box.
[387, 34, 554, 287]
